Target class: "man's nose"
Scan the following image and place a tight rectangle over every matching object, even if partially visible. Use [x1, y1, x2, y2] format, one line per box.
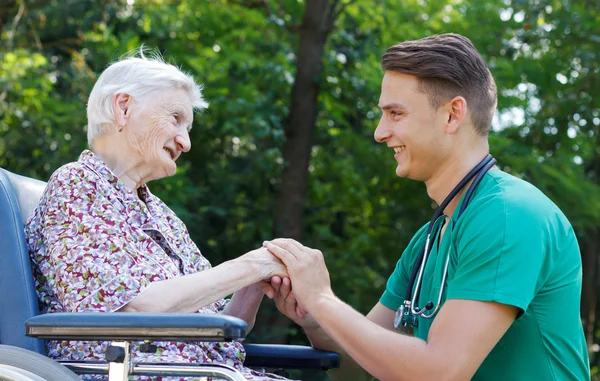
[373, 120, 390, 143]
[175, 130, 191, 152]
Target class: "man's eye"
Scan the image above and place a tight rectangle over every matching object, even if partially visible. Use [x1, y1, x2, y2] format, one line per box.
[172, 113, 180, 121]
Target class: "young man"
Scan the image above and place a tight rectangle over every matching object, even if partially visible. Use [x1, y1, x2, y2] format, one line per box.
[263, 34, 590, 380]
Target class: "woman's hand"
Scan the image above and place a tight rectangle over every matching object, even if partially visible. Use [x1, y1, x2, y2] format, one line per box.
[243, 247, 288, 280]
[267, 276, 319, 329]
[263, 239, 334, 311]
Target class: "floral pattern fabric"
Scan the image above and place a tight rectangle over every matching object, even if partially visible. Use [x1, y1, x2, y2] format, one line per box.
[25, 150, 291, 381]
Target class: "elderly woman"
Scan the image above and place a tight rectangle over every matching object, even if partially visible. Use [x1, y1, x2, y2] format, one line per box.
[25, 54, 291, 381]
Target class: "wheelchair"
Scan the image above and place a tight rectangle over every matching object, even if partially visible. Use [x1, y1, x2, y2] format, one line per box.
[0, 167, 339, 380]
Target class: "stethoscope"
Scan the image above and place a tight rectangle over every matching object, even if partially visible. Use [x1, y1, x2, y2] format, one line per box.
[394, 154, 497, 329]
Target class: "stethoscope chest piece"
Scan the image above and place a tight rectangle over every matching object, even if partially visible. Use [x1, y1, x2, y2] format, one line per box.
[393, 304, 404, 329]
[394, 301, 419, 329]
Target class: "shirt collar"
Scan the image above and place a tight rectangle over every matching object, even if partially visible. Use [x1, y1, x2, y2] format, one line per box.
[78, 149, 152, 203]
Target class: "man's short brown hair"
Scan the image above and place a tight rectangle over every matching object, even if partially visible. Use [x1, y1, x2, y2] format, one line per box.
[382, 33, 497, 136]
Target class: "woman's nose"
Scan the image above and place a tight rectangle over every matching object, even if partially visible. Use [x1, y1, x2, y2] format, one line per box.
[175, 130, 191, 152]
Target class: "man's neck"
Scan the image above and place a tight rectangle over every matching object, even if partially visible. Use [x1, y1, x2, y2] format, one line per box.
[425, 145, 490, 218]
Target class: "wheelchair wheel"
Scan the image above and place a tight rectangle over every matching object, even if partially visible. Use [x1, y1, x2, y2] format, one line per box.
[0, 345, 81, 380]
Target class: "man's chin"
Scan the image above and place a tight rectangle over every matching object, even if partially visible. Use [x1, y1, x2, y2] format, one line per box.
[395, 165, 408, 178]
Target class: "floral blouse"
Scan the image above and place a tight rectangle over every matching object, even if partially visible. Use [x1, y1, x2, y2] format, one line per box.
[25, 150, 289, 381]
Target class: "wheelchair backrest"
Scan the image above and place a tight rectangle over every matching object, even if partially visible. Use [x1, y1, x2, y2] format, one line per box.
[0, 168, 47, 354]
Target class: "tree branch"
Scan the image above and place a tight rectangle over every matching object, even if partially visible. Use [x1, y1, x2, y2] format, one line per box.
[260, 0, 273, 18]
[231, 0, 272, 18]
[332, 0, 354, 21]
[6, 0, 26, 50]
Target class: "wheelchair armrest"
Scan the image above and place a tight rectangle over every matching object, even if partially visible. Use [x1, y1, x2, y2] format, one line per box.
[25, 312, 247, 342]
[243, 344, 340, 370]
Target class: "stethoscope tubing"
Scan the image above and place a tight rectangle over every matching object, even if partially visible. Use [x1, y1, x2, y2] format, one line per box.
[405, 154, 497, 318]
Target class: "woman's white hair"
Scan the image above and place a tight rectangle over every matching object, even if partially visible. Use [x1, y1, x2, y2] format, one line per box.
[86, 49, 208, 147]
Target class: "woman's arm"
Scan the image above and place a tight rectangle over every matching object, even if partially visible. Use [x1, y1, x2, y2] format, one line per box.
[222, 282, 268, 332]
[119, 247, 285, 313]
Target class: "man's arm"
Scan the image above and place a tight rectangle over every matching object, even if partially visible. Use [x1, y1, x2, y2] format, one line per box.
[311, 296, 516, 381]
[264, 239, 517, 381]
[267, 276, 372, 381]
[305, 302, 399, 381]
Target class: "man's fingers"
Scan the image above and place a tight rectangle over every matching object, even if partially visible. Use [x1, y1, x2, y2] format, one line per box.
[298, 305, 308, 316]
[270, 275, 282, 283]
[266, 238, 304, 256]
[282, 276, 291, 288]
[285, 290, 299, 311]
[296, 304, 305, 318]
[263, 241, 295, 263]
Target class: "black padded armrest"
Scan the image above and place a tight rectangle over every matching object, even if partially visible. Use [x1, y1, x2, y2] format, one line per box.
[26, 313, 247, 342]
[243, 344, 339, 370]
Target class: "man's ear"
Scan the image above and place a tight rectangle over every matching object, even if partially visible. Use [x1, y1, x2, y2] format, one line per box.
[112, 93, 132, 128]
[444, 96, 468, 135]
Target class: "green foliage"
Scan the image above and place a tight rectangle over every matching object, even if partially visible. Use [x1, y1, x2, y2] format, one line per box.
[2, 0, 599, 379]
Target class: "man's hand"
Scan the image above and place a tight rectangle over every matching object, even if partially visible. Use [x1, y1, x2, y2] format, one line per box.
[263, 238, 334, 310]
[243, 246, 289, 280]
[268, 275, 319, 329]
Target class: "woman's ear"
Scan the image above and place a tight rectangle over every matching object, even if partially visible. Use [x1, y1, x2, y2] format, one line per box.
[444, 96, 468, 135]
[112, 93, 132, 129]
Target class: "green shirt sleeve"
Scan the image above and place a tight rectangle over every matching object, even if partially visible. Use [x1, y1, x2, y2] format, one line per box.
[380, 224, 429, 310]
[446, 191, 550, 315]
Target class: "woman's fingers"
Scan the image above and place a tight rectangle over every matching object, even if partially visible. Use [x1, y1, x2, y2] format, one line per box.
[258, 281, 275, 299]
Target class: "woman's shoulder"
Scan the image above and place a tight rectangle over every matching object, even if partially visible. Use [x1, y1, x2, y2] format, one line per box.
[38, 160, 105, 213]
[47, 160, 100, 194]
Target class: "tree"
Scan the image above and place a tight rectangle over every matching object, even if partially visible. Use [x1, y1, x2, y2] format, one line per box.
[3, 1, 600, 379]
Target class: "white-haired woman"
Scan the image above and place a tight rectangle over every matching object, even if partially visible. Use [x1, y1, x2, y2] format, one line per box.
[25, 54, 292, 381]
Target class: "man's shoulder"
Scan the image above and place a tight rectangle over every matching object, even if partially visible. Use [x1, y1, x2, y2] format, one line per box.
[460, 170, 577, 254]
[473, 170, 568, 225]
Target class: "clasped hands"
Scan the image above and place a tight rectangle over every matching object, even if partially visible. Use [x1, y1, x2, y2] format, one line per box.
[253, 238, 333, 329]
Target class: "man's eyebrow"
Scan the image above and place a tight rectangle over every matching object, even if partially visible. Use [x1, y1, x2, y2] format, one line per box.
[379, 103, 407, 111]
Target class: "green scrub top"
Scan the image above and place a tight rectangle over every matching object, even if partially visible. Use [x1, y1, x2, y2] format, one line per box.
[380, 169, 590, 380]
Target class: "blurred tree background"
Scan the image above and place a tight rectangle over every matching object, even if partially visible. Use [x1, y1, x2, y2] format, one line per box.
[1, 0, 599, 379]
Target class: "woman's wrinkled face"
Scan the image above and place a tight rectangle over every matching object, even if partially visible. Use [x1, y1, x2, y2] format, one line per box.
[123, 88, 193, 181]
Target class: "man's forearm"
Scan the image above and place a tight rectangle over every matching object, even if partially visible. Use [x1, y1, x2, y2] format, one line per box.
[309, 294, 436, 381]
[304, 326, 372, 381]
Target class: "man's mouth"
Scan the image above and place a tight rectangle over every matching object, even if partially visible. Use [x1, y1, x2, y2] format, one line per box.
[393, 146, 406, 154]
